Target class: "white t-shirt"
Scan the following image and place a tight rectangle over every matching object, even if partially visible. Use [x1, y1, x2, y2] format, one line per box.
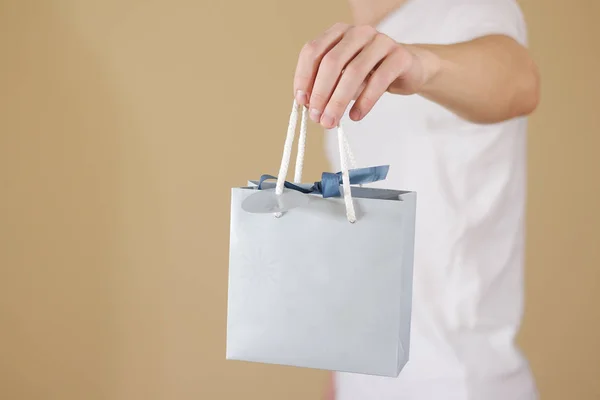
[325, 0, 538, 399]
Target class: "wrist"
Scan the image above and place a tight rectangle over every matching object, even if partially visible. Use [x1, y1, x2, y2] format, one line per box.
[404, 43, 443, 94]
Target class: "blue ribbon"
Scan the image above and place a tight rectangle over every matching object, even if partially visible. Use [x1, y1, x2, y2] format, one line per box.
[257, 165, 389, 198]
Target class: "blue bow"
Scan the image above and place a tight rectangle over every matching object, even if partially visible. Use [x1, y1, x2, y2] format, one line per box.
[257, 165, 389, 198]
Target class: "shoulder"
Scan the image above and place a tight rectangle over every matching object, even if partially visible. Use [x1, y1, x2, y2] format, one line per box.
[380, 0, 528, 46]
[439, 0, 528, 45]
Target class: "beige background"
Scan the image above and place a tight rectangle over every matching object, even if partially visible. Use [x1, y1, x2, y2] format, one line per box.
[0, 1, 598, 399]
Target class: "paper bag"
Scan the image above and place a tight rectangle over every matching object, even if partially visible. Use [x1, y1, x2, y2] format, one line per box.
[226, 101, 416, 377]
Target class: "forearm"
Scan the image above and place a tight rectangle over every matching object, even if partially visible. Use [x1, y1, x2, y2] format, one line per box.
[404, 35, 540, 124]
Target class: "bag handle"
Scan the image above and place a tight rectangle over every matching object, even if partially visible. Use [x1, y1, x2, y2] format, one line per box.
[275, 99, 357, 223]
[292, 105, 357, 184]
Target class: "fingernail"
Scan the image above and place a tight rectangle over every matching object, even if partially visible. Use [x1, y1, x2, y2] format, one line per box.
[295, 90, 307, 105]
[309, 108, 321, 123]
[349, 108, 361, 121]
[320, 113, 335, 128]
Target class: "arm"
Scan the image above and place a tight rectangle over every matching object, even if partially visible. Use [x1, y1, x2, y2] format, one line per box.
[293, 24, 540, 127]
[405, 35, 539, 123]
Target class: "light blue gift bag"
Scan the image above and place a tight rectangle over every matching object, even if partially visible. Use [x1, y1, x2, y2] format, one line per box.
[226, 100, 417, 377]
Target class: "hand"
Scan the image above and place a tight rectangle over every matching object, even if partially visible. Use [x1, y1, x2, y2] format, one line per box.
[293, 23, 439, 129]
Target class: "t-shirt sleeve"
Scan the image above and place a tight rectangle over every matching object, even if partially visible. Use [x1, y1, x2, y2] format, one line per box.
[440, 0, 528, 46]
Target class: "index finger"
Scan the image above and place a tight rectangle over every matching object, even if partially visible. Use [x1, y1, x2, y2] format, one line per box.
[294, 23, 351, 106]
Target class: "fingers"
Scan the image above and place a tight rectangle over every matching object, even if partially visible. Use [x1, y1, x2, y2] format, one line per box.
[350, 46, 413, 121]
[294, 23, 350, 107]
[308, 25, 378, 127]
[322, 33, 397, 128]
[295, 24, 412, 127]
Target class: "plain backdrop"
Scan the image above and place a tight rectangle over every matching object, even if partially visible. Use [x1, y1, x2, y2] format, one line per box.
[1, 1, 599, 399]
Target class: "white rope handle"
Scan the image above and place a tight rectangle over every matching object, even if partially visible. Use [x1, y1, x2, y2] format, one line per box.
[337, 124, 357, 223]
[275, 100, 357, 223]
[342, 131, 357, 170]
[294, 106, 308, 183]
[275, 99, 300, 196]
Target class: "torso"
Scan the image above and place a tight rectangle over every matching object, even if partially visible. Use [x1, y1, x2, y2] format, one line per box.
[325, 1, 538, 398]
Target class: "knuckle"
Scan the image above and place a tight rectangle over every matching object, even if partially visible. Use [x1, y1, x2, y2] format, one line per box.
[370, 72, 391, 88]
[301, 40, 318, 57]
[346, 64, 370, 81]
[321, 53, 341, 70]
[344, 63, 361, 77]
[376, 32, 396, 47]
[330, 97, 348, 111]
[310, 92, 328, 105]
[353, 24, 377, 37]
[394, 57, 413, 74]
[393, 46, 411, 64]
[331, 22, 351, 32]
[359, 92, 377, 108]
